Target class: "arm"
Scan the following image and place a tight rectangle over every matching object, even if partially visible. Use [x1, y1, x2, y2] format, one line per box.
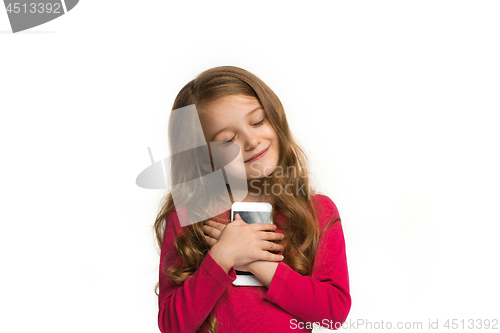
[248, 261, 279, 288]
[261, 197, 351, 329]
[158, 210, 237, 333]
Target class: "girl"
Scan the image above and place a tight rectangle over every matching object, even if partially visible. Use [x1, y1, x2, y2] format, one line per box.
[154, 66, 351, 332]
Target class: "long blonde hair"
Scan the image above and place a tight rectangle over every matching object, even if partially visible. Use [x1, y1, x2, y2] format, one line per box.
[153, 66, 340, 332]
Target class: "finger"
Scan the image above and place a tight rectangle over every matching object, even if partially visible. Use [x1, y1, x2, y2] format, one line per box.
[261, 240, 283, 252]
[204, 235, 217, 246]
[251, 224, 277, 235]
[251, 223, 277, 232]
[204, 225, 222, 240]
[261, 231, 284, 241]
[202, 225, 213, 236]
[260, 251, 284, 262]
[206, 220, 226, 231]
[232, 213, 248, 224]
[203, 225, 218, 239]
[231, 218, 248, 226]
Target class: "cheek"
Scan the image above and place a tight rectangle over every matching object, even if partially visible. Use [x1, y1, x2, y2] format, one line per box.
[266, 128, 279, 150]
[262, 124, 279, 140]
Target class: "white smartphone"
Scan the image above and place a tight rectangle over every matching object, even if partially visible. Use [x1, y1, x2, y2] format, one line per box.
[230, 202, 273, 287]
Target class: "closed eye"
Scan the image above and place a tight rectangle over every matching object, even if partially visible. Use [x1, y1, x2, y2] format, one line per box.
[224, 118, 265, 144]
[253, 119, 265, 127]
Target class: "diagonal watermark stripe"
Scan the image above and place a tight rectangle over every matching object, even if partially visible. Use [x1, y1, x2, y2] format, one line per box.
[136, 104, 249, 227]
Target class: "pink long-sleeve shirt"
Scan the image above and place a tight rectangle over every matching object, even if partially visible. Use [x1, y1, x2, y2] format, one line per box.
[158, 194, 351, 333]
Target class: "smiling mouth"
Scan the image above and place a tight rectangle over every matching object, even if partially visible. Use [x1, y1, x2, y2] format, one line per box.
[245, 145, 270, 163]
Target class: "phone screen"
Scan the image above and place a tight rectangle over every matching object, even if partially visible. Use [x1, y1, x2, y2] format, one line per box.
[232, 211, 272, 224]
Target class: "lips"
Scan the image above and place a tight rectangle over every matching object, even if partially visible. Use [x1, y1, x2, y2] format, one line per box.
[245, 145, 270, 163]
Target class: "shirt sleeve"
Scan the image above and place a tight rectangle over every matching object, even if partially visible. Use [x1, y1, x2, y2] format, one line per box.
[263, 195, 351, 329]
[158, 210, 237, 333]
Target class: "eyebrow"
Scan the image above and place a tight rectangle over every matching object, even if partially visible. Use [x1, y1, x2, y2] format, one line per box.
[210, 106, 263, 141]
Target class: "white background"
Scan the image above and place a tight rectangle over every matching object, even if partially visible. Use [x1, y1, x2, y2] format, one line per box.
[1, 1, 499, 332]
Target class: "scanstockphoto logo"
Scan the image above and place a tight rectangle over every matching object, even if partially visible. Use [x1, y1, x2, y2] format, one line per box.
[3, 0, 79, 33]
[136, 104, 249, 228]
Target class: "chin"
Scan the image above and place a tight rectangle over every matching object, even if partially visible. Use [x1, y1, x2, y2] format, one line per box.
[246, 164, 276, 179]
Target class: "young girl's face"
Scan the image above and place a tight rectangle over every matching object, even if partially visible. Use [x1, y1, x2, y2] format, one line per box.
[201, 94, 280, 180]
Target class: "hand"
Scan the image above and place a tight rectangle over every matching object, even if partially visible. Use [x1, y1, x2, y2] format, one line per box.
[203, 216, 282, 250]
[202, 219, 227, 247]
[208, 214, 284, 270]
[204, 222, 257, 272]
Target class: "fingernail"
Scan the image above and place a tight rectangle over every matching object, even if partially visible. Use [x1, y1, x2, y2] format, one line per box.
[235, 213, 240, 219]
[279, 255, 284, 260]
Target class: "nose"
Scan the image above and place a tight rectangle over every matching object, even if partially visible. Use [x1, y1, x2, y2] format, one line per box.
[243, 132, 260, 151]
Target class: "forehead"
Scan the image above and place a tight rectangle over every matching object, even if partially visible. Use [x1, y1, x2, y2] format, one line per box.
[203, 94, 262, 117]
